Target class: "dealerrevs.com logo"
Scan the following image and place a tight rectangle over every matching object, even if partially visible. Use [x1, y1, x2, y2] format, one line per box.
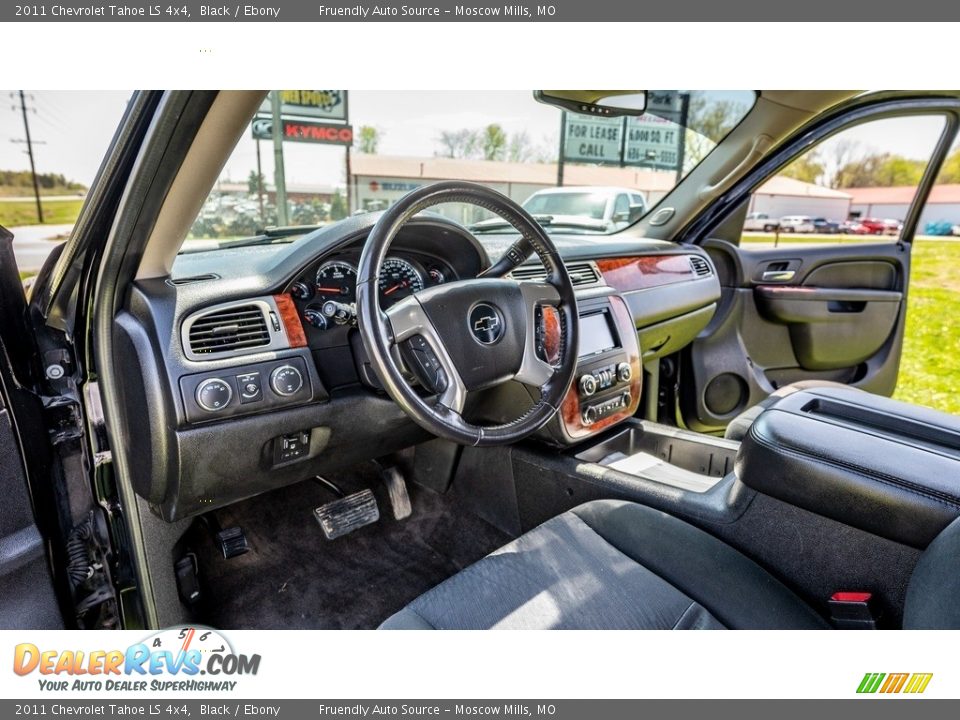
[857, 673, 933, 694]
[13, 627, 261, 692]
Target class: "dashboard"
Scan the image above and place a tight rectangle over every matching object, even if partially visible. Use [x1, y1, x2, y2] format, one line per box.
[117, 211, 721, 521]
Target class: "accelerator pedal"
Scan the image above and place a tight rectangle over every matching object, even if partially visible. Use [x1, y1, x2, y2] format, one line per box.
[314, 489, 380, 540]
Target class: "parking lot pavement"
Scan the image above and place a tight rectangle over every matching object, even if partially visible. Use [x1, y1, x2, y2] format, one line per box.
[7, 224, 75, 273]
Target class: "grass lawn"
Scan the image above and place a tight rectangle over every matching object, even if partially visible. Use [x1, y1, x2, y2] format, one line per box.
[741, 234, 960, 415]
[0, 199, 83, 227]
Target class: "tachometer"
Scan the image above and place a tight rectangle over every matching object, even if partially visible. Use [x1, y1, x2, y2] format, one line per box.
[379, 257, 424, 308]
[315, 261, 357, 304]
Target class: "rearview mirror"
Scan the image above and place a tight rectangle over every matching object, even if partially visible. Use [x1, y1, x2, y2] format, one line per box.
[534, 90, 647, 118]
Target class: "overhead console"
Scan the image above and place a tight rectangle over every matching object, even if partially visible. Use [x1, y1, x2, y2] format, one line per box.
[737, 386, 960, 549]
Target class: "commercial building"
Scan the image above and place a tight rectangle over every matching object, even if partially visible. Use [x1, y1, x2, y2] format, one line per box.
[847, 184, 960, 227]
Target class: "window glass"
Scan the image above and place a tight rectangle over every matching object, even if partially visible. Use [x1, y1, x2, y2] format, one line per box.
[183, 90, 755, 255]
[741, 115, 947, 246]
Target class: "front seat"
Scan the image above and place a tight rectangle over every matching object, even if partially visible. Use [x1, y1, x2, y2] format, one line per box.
[380, 499, 960, 630]
[380, 500, 827, 630]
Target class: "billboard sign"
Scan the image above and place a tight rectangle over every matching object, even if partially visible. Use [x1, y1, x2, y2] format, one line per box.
[258, 90, 348, 122]
[252, 117, 354, 145]
[561, 91, 689, 172]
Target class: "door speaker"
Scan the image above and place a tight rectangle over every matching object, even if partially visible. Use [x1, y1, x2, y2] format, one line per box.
[704, 373, 748, 416]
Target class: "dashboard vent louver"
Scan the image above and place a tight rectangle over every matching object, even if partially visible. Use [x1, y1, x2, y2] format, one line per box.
[511, 261, 600, 287]
[187, 304, 270, 355]
[689, 256, 712, 277]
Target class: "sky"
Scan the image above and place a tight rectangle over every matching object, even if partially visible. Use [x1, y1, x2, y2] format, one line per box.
[0, 91, 951, 191]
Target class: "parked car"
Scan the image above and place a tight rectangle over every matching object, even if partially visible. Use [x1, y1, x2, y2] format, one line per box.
[857, 217, 889, 235]
[812, 217, 840, 233]
[743, 212, 780, 232]
[471, 186, 646, 234]
[779, 215, 816, 233]
[883, 218, 904, 235]
[839, 220, 869, 234]
[924, 220, 960, 236]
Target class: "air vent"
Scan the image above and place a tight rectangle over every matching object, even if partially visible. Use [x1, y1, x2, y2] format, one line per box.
[511, 261, 600, 287]
[187, 304, 270, 356]
[689, 256, 712, 277]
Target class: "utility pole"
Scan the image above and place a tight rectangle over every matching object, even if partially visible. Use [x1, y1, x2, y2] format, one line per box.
[255, 139, 265, 227]
[270, 91, 289, 226]
[12, 91, 44, 223]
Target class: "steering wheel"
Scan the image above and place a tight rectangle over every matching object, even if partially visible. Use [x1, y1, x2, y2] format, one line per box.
[357, 181, 579, 447]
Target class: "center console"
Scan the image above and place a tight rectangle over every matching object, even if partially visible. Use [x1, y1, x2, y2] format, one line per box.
[737, 385, 960, 548]
[537, 290, 642, 445]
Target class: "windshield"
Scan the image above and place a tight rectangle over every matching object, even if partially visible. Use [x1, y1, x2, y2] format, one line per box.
[523, 192, 607, 219]
[182, 90, 756, 254]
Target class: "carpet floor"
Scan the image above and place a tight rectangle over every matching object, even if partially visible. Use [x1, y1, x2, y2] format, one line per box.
[188, 465, 511, 629]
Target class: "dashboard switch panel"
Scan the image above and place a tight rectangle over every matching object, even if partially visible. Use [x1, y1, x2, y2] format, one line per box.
[179, 355, 315, 424]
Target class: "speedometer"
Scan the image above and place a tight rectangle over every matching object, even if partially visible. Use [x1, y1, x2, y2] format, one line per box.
[379, 257, 424, 308]
[315, 261, 357, 304]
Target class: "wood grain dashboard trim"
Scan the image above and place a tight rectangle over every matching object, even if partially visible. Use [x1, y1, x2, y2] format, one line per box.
[559, 294, 642, 440]
[274, 294, 308, 348]
[596, 255, 697, 292]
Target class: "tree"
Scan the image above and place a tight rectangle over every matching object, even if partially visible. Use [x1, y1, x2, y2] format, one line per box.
[481, 124, 507, 161]
[936, 148, 960, 184]
[684, 93, 749, 169]
[356, 126, 381, 154]
[436, 129, 480, 159]
[329, 189, 348, 221]
[780, 151, 825, 184]
[247, 170, 265, 196]
[833, 153, 927, 188]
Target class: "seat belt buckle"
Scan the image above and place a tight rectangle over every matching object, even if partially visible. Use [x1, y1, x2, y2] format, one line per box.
[829, 591, 880, 629]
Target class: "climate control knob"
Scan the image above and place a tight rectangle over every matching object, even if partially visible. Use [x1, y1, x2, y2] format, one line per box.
[196, 378, 232, 412]
[617, 362, 632, 383]
[579, 374, 598, 397]
[270, 365, 304, 397]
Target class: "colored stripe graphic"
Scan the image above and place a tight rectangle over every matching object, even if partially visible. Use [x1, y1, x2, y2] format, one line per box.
[857, 673, 886, 693]
[904, 674, 933, 694]
[857, 672, 932, 694]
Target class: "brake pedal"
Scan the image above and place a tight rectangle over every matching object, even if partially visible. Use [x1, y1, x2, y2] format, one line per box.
[379, 464, 412, 520]
[314, 489, 380, 540]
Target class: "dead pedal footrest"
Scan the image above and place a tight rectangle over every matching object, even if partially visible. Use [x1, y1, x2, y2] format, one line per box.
[313, 489, 380, 540]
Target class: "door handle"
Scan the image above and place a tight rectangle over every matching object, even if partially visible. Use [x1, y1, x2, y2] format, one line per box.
[761, 270, 795, 282]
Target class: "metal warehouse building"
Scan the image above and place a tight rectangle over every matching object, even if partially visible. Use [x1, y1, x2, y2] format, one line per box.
[349, 155, 856, 224]
[745, 176, 853, 221]
[847, 184, 960, 227]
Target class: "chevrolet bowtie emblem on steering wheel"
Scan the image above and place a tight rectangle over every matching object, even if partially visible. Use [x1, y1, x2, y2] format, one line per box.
[469, 303, 505, 345]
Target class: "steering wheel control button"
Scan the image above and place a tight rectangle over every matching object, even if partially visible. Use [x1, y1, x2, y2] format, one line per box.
[617, 362, 633, 383]
[236, 372, 263, 404]
[469, 303, 505, 345]
[405, 335, 448, 394]
[270, 365, 304, 397]
[579, 374, 598, 397]
[196, 378, 233, 412]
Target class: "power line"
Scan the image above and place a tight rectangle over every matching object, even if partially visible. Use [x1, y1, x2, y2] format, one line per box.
[8, 91, 46, 223]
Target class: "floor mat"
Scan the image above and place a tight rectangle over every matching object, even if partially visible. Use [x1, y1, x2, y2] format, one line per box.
[189, 465, 512, 629]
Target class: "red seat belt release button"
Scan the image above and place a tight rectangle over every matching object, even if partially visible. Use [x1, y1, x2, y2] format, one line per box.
[829, 591, 879, 629]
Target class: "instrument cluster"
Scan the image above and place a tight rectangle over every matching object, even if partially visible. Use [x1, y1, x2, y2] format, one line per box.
[289, 254, 454, 332]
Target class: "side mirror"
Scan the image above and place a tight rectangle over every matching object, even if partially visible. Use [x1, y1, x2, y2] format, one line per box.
[534, 90, 647, 118]
[628, 204, 646, 223]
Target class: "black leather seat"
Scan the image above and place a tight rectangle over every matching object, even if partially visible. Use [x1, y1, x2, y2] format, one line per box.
[380, 499, 960, 630]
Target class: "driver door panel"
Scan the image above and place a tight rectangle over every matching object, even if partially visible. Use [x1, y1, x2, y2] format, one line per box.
[681, 239, 908, 432]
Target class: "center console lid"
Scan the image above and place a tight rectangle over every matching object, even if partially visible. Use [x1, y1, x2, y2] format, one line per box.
[737, 386, 960, 548]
